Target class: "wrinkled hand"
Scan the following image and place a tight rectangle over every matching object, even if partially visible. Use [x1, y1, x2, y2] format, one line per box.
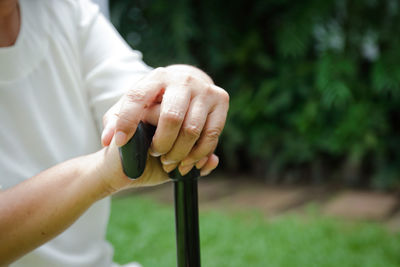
[101, 65, 229, 177]
[96, 137, 169, 192]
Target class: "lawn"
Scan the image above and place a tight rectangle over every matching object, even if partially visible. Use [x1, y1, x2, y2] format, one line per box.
[107, 195, 400, 267]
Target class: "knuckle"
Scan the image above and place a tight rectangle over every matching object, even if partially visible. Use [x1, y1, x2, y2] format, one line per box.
[153, 67, 166, 77]
[210, 86, 229, 103]
[183, 74, 194, 85]
[204, 85, 214, 95]
[183, 124, 202, 139]
[125, 90, 147, 103]
[218, 89, 230, 103]
[162, 110, 184, 125]
[205, 127, 222, 140]
[116, 111, 137, 129]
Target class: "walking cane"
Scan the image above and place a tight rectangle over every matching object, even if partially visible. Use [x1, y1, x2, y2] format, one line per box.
[119, 122, 201, 267]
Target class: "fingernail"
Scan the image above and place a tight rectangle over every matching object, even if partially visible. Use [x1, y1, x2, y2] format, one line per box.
[115, 131, 127, 147]
[161, 157, 178, 165]
[179, 164, 193, 176]
[200, 169, 211, 176]
[150, 150, 162, 157]
[163, 164, 177, 173]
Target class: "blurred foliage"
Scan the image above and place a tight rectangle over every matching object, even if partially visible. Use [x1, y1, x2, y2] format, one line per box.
[110, 0, 400, 189]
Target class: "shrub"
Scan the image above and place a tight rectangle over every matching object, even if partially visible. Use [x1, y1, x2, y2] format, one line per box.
[110, 0, 400, 189]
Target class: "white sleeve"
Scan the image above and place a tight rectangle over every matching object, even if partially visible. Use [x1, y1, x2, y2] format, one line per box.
[77, 0, 151, 130]
[91, 0, 109, 19]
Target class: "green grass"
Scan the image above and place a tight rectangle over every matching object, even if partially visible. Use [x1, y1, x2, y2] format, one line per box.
[107, 196, 400, 267]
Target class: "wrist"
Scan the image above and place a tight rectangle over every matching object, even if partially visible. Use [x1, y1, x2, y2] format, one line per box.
[81, 150, 117, 201]
[89, 144, 133, 196]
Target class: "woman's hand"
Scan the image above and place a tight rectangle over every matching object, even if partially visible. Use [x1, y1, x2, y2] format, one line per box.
[101, 65, 229, 177]
[95, 138, 170, 193]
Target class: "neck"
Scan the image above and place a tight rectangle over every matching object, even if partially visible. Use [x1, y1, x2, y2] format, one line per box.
[0, 0, 20, 47]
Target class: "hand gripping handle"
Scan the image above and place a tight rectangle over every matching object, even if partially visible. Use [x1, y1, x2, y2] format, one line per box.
[118, 121, 200, 180]
[118, 122, 156, 179]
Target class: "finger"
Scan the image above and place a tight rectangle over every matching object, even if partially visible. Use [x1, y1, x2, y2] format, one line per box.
[163, 162, 178, 173]
[178, 163, 194, 176]
[195, 156, 209, 169]
[200, 154, 219, 176]
[150, 85, 191, 156]
[114, 81, 164, 147]
[101, 100, 122, 146]
[181, 103, 228, 166]
[103, 102, 159, 147]
[160, 96, 209, 165]
[101, 119, 116, 147]
[142, 104, 161, 126]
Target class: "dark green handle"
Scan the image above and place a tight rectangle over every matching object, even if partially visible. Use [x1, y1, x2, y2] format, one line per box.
[118, 121, 200, 179]
[118, 122, 156, 179]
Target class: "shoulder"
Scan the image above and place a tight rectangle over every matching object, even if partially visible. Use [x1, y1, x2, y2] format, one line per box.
[23, 0, 100, 25]
[37, 0, 93, 11]
[22, 0, 79, 16]
[22, 0, 101, 44]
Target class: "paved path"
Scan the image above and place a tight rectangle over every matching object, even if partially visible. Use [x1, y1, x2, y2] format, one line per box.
[119, 173, 400, 231]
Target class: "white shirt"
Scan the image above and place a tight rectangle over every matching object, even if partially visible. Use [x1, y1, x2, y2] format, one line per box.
[92, 0, 110, 19]
[0, 0, 150, 266]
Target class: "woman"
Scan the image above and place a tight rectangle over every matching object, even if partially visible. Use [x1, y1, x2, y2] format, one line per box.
[0, 0, 229, 266]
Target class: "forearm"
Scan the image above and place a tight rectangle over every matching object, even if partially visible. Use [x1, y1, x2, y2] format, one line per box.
[0, 151, 110, 265]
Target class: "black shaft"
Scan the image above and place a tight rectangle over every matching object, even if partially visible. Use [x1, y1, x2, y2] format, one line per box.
[173, 169, 201, 267]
